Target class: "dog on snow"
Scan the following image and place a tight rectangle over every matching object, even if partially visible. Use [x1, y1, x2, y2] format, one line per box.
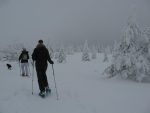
[6, 63, 12, 70]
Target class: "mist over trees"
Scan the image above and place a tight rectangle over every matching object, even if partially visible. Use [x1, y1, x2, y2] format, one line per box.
[0, 15, 150, 83]
[0, 38, 107, 62]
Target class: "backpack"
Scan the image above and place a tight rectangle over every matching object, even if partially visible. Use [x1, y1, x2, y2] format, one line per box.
[22, 53, 28, 60]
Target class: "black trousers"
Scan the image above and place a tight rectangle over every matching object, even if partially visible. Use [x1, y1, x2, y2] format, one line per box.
[35, 63, 49, 92]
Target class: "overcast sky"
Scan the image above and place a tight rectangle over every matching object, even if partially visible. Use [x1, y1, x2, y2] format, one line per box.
[0, 0, 150, 48]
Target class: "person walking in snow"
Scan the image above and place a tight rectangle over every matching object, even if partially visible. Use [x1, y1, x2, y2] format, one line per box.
[19, 48, 30, 77]
[32, 40, 54, 97]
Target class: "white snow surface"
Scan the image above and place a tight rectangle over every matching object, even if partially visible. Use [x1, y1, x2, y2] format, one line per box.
[0, 53, 150, 113]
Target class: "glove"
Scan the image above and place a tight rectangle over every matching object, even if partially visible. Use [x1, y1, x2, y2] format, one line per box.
[50, 60, 54, 64]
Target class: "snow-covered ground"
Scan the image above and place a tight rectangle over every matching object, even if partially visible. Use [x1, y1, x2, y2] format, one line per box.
[0, 53, 150, 113]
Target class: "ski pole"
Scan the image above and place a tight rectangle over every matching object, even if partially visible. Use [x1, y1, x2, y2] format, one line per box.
[32, 61, 34, 95]
[52, 64, 59, 100]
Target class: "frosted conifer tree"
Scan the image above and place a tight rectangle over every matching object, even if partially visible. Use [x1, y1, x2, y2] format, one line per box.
[103, 49, 108, 62]
[57, 46, 66, 63]
[104, 18, 150, 81]
[91, 46, 97, 59]
[143, 27, 150, 39]
[82, 40, 90, 61]
[143, 27, 150, 56]
[54, 52, 59, 59]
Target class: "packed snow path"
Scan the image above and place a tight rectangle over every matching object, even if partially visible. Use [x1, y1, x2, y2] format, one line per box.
[0, 54, 150, 113]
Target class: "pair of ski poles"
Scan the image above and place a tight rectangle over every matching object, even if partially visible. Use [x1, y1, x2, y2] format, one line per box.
[32, 62, 59, 100]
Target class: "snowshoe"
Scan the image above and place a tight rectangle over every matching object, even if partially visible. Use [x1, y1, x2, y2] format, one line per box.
[22, 74, 25, 77]
[39, 91, 46, 98]
[45, 87, 51, 96]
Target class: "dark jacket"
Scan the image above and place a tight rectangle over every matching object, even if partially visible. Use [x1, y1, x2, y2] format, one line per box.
[32, 43, 53, 68]
[19, 50, 29, 63]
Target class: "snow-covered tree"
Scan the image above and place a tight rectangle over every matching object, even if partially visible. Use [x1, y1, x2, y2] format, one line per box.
[91, 46, 97, 59]
[103, 46, 111, 62]
[104, 19, 150, 82]
[54, 52, 59, 59]
[143, 27, 150, 56]
[143, 27, 150, 39]
[82, 40, 90, 61]
[57, 46, 66, 63]
[103, 50, 108, 62]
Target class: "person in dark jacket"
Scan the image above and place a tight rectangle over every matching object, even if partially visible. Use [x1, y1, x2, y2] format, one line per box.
[19, 48, 30, 76]
[32, 40, 54, 97]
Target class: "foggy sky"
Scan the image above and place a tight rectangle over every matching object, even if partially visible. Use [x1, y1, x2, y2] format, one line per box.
[0, 0, 150, 48]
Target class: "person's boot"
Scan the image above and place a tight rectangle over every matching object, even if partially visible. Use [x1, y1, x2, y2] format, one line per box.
[45, 87, 51, 95]
[22, 73, 25, 77]
[39, 91, 46, 98]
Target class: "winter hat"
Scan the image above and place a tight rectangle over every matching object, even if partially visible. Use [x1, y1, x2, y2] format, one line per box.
[22, 48, 26, 51]
[38, 40, 43, 43]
